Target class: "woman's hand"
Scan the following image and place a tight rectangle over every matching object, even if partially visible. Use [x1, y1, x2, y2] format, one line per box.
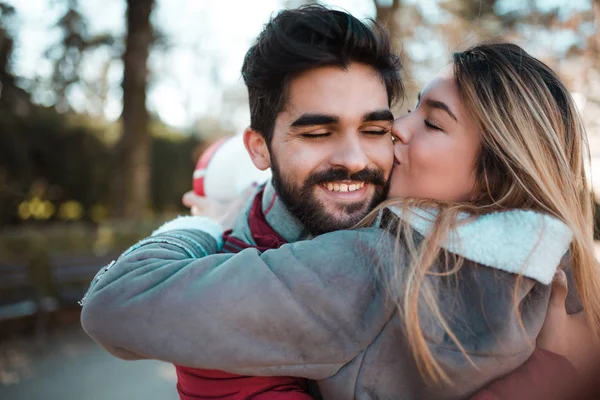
[471, 271, 600, 400]
[181, 188, 255, 230]
[537, 269, 600, 372]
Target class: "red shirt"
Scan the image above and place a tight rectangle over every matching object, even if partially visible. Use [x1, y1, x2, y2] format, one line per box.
[176, 368, 311, 400]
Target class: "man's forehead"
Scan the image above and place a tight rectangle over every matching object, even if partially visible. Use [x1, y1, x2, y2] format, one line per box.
[284, 63, 389, 112]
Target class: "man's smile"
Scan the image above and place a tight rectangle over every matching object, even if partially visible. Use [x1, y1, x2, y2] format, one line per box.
[321, 181, 365, 192]
[317, 180, 371, 202]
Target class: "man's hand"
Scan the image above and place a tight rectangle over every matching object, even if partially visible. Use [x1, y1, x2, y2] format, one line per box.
[181, 188, 254, 230]
[537, 269, 600, 372]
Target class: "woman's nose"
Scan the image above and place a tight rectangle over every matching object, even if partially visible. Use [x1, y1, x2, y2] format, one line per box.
[392, 117, 412, 144]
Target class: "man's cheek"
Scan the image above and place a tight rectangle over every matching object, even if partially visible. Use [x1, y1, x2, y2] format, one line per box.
[367, 143, 394, 166]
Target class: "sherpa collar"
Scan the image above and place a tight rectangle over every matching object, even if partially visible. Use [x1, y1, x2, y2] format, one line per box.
[223, 180, 311, 246]
[387, 207, 573, 285]
[262, 180, 312, 243]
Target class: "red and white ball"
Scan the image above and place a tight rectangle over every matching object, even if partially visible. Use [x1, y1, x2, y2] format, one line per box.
[193, 135, 271, 202]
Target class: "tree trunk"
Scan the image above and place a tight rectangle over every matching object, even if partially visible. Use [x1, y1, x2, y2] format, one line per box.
[373, 0, 418, 111]
[594, 0, 600, 69]
[0, 4, 16, 106]
[374, 0, 401, 48]
[110, 0, 154, 218]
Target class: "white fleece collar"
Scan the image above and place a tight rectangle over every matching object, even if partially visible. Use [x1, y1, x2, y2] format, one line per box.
[152, 215, 224, 248]
[387, 207, 573, 285]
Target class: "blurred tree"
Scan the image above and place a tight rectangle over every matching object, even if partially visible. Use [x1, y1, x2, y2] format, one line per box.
[594, 0, 600, 69]
[438, 0, 506, 39]
[0, 107, 112, 226]
[0, 2, 31, 115]
[284, 0, 317, 7]
[150, 131, 200, 214]
[0, 108, 200, 226]
[374, 0, 401, 44]
[373, 0, 420, 110]
[437, 0, 598, 110]
[437, 0, 592, 50]
[110, 0, 155, 219]
[0, 1, 207, 227]
[45, 0, 115, 113]
[0, 2, 16, 106]
[0, 2, 31, 226]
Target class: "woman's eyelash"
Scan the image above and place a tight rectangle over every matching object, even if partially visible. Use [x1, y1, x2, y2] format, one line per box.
[424, 120, 442, 131]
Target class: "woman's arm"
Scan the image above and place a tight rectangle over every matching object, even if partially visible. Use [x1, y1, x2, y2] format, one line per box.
[81, 206, 571, 386]
[80, 226, 393, 379]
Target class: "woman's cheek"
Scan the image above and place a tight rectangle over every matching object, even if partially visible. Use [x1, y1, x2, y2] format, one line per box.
[410, 139, 436, 173]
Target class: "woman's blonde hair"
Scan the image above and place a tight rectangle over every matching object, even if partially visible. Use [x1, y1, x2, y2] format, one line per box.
[363, 42, 600, 384]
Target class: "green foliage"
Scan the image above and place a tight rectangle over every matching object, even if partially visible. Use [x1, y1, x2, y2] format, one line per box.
[150, 129, 201, 213]
[45, 0, 117, 112]
[0, 105, 203, 227]
[0, 107, 111, 226]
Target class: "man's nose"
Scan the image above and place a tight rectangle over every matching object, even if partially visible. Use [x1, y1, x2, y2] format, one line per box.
[329, 135, 370, 173]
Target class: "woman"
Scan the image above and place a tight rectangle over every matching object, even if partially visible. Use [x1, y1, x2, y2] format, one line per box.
[81, 43, 600, 399]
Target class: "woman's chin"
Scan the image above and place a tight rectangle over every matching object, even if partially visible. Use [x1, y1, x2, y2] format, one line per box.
[386, 184, 405, 200]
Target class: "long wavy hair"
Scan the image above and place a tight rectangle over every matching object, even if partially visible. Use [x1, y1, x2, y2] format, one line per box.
[361, 42, 600, 384]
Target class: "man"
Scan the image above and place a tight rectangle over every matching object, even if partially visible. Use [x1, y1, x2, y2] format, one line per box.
[82, 5, 402, 399]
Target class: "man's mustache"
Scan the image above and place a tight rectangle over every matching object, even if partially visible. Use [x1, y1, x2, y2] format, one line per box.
[304, 167, 387, 187]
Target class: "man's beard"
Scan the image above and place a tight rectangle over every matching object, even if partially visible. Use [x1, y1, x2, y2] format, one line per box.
[270, 155, 389, 235]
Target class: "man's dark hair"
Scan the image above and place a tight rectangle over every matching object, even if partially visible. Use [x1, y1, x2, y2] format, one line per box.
[241, 5, 403, 145]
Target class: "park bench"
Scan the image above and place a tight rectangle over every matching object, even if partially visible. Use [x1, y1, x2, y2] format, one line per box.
[0, 253, 117, 323]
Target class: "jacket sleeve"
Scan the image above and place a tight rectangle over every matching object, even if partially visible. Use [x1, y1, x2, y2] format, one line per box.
[80, 225, 393, 380]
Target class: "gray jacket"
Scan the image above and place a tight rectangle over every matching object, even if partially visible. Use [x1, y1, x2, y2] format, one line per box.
[81, 183, 580, 400]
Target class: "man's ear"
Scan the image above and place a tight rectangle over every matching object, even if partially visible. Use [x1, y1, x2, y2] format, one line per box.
[243, 127, 271, 170]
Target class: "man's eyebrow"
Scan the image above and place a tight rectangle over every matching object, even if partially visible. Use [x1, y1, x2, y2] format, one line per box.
[424, 99, 458, 122]
[363, 109, 394, 123]
[290, 113, 339, 128]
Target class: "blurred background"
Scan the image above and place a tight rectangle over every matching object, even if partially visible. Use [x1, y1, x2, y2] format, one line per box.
[0, 0, 599, 399]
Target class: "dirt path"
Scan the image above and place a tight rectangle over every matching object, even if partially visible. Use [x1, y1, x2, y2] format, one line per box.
[0, 322, 178, 400]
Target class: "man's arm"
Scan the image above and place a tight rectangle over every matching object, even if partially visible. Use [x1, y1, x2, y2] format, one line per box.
[80, 223, 393, 380]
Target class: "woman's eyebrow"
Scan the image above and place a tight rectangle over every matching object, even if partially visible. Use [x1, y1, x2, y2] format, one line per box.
[423, 98, 458, 122]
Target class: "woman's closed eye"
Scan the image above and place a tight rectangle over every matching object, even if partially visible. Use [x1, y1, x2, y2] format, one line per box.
[424, 119, 443, 131]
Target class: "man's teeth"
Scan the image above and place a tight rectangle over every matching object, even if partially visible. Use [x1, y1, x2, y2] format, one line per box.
[323, 182, 365, 192]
